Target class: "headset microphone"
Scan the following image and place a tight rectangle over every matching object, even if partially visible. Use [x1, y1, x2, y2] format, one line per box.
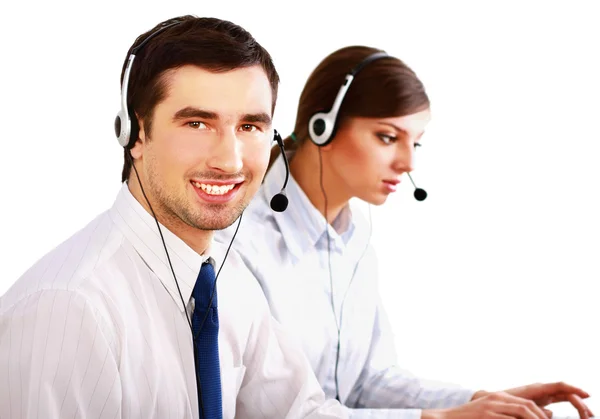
[269, 129, 290, 212]
[407, 173, 427, 201]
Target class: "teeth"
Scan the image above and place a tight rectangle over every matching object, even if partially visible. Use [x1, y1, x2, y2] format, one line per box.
[193, 182, 236, 195]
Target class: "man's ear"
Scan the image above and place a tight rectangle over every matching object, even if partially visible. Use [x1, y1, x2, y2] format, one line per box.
[129, 114, 146, 160]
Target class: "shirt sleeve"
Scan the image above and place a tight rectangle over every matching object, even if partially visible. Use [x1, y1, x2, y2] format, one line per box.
[0, 289, 122, 419]
[344, 257, 475, 417]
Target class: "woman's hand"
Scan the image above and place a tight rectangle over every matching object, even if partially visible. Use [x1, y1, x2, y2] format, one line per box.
[471, 382, 593, 419]
[422, 382, 593, 419]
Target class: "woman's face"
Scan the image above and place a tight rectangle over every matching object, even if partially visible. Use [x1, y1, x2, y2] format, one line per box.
[325, 108, 431, 205]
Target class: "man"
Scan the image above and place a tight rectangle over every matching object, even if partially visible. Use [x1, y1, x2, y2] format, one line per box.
[0, 15, 346, 418]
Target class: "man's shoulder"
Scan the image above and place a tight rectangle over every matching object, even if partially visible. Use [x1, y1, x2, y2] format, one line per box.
[1, 210, 123, 313]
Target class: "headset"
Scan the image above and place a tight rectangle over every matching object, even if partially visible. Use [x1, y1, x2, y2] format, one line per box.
[308, 51, 427, 202]
[114, 19, 290, 417]
[308, 52, 388, 147]
[114, 21, 180, 148]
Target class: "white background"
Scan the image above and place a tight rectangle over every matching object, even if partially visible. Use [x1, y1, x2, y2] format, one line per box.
[0, 0, 598, 416]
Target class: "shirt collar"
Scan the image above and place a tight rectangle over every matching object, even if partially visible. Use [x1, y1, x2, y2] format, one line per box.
[261, 151, 360, 260]
[108, 182, 214, 311]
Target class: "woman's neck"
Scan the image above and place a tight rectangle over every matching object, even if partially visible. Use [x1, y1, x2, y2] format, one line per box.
[288, 145, 350, 225]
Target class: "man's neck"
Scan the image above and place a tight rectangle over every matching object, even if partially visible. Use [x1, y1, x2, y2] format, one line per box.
[126, 180, 213, 256]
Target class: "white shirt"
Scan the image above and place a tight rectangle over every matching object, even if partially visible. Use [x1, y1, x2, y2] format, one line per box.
[215, 153, 476, 419]
[0, 183, 347, 419]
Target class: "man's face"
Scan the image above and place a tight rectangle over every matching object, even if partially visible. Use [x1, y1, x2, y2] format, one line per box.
[130, 64, 273, 231]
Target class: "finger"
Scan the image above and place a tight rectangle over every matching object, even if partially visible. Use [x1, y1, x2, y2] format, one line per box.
[546, 392, 592, 404]
[586, 403, 595, 417]
[542, 393, 570, 403]
[567, 393, 590, 419]
[543, 408, 553, 418]
[549, 382, 590, 399]
[569, 395, 595, 418]
[488, 413, 515, 419]
[495, 401, 546, 419]
[535, 396, 555, 407]
[496, 393, 549, 419]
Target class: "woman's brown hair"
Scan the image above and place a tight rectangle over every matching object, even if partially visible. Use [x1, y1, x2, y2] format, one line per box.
[268, 45, 429, 171]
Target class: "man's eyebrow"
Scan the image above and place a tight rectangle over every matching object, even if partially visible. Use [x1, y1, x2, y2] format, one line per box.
[241, 112, 272, 126]
[172, 107, 272, 126]
[172, 107, 218, 122]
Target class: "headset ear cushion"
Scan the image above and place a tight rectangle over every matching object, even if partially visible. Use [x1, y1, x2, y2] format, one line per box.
[114, 115, 122, 138]
[115, 109, 131, 148]
[312, 118, 327, 136]
[308, 111, 333, 146]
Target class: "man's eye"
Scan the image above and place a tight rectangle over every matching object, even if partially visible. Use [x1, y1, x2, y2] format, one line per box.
[240, 124, 257, 132]
[188, 121, 207, 129]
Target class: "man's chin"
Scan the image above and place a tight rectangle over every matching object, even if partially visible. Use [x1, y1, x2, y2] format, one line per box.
[207, 218, 242, 232]
[188, 207, 246, 232]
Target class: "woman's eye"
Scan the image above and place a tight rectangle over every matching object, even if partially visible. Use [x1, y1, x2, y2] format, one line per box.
[378, 133, 396, 145]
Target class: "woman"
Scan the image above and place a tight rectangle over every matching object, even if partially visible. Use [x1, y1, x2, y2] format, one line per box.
[215, 46, 593, 419]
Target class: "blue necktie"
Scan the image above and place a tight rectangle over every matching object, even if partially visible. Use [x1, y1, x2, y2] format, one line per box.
[191, 261, 222, 419]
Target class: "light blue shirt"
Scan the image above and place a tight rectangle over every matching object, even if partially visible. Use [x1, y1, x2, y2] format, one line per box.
[216, 152, 476, 418]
